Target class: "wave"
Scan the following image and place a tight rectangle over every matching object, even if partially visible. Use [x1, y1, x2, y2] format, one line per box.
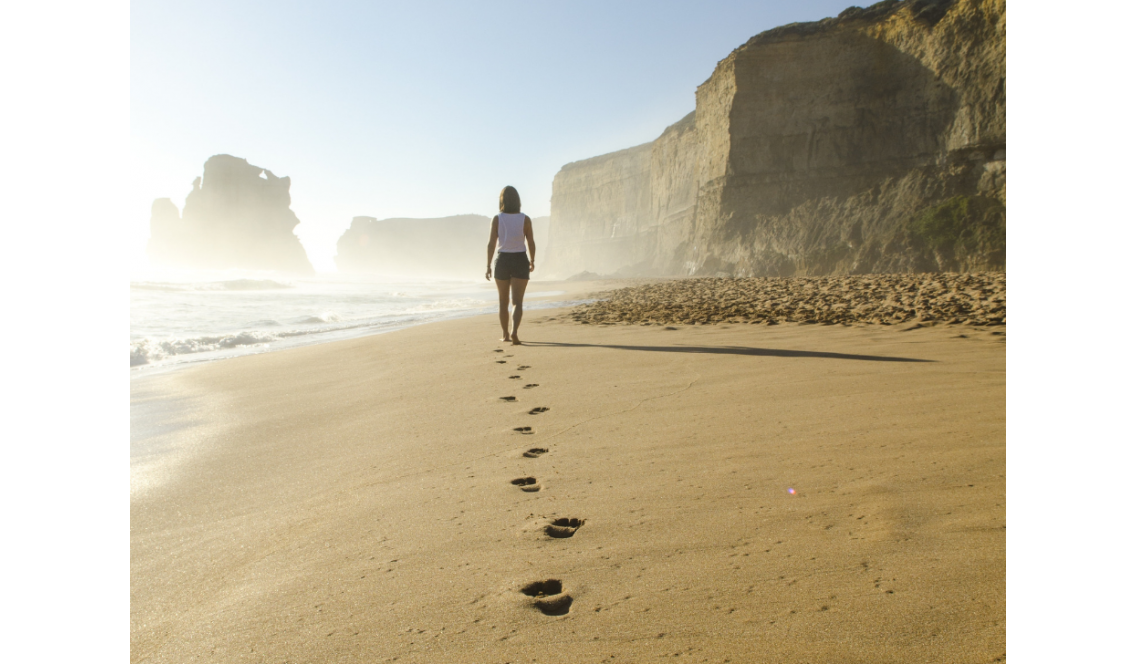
[298, 312, 341, 324]
[131, 331, 280, 366]
[129, 278, 520, 368]
[131, 279, 293, 292]
[403, 298, 487, 314]
[216, 279, 293, 291]
[131, 319, 376, 367]
[129, 296, 581, 367]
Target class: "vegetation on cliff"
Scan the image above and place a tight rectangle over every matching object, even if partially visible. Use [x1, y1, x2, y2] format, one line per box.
[908, 195, 1006, 272]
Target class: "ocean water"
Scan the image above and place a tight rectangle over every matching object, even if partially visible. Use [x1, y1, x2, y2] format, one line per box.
[130, 269, 547, 371]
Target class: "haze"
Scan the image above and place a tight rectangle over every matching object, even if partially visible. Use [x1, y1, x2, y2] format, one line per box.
[132, 0, 855, 272]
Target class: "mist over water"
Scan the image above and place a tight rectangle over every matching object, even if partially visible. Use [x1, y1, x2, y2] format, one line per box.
[130, 268, 510, 370]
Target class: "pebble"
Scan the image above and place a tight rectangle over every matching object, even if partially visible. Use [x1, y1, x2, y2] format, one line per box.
[569, 273, 1006, 327]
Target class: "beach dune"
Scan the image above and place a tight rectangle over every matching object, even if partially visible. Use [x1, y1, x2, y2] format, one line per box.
[131, 310, 1005, 662]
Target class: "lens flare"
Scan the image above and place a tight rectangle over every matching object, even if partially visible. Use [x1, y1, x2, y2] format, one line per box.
[787, 487, 796, 495]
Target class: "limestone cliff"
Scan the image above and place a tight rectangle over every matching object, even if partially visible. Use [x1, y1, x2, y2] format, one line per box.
[336, 215, 549, 278]
[545, 144, 653, 276]
[545, 0, 1005, 278]
[147, 155, 315, 274]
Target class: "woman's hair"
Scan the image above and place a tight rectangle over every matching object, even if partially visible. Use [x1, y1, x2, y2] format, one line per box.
[499, 186, 521, 214]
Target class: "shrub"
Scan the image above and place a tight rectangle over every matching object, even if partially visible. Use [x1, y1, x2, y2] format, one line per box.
[909, 195, 1005, 270]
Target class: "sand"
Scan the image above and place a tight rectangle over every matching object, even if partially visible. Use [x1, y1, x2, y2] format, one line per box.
[131, 285, 1006, 663]
[569, 273, 1007, 327]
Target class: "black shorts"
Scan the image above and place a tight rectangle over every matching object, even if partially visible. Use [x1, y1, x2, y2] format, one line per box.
[494, 252, 530, 280]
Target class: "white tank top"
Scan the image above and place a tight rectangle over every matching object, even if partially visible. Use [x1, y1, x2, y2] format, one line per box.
[497, 213, 527, 253]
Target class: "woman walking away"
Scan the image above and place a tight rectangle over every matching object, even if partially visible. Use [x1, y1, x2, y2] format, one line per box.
[485, 185, 535, 345]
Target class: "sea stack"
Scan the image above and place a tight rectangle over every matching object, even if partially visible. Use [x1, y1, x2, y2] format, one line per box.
[147, 154, 315, 274]
[545, 0, 1006, 278]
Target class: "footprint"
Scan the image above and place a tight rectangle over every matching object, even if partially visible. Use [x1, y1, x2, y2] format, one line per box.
[529, 407, 549, 414]
[509, 375, 522, 379]
[524, 384, 539, 389]
[494, 349, 504, 353]
[521, 579, 561, 596]
[495, 360, 506, 364]
[534, 594, 573, 616]
[517, 365, 531, 370]
[664, 327, 678, 331]
[545, 517, 584, 538]
[511, 477, 541, 492]
[515, 427, 535, 435]
[500, 396, 517, 402]
[522, 446, 546, 456]
[521, 579, 573, 616]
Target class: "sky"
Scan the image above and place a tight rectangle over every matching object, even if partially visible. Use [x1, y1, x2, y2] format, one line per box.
[132, 0, 857, 272]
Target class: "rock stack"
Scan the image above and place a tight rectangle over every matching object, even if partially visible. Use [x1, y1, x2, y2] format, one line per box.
[147, 154, 315, 274]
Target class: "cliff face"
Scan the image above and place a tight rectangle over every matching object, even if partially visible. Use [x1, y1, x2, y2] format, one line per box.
[545, 144, 652, 276]
[545, 0, 1005, 278]
[147, 155, 315, 274]
[336, 215, 549, 278]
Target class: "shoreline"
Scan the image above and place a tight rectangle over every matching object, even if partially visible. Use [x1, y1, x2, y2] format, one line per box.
[132, 300, 1005, 662]
[129, 278, 643, 494]
[129, 278, 635, 378]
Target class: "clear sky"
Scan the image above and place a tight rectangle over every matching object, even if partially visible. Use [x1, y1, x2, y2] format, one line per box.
[132, 0, 858, 271]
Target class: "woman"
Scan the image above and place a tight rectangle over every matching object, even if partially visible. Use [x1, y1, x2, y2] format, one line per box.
[485, 185, 536, 345]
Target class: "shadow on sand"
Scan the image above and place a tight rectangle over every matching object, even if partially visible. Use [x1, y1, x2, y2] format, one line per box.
[521, 341, 932, 363]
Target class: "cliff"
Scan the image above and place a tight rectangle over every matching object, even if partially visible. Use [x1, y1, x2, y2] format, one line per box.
[336, 215, 549, 278]
[545, 144, 653, 276]
[545, 0, 1005, 278]
[147, 155, 315, 274]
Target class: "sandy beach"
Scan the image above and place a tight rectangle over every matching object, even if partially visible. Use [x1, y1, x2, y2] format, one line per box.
[131, 279, 1005, 663]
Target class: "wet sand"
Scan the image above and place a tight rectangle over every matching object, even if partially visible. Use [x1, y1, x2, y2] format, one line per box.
[131, 293, 1005, 662]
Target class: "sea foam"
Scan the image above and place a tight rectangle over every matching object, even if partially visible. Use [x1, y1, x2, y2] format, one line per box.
[131, 331, 280, 366]
[130, 275, 501, 369]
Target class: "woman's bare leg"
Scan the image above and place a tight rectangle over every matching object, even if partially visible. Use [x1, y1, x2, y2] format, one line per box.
[495, 278, 511, 342]
[509, 278, 530, 345]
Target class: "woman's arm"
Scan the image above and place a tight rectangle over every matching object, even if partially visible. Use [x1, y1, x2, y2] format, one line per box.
[524, 215, 536, 272]
[486, 216, 499, 281]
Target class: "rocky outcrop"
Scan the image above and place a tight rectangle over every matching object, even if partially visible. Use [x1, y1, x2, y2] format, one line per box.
[336, 215, 549, 278]
[147, 155, 315, 274]
[545, 0, 1005, 278]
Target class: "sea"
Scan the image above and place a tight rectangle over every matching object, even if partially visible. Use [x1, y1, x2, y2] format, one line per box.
[130, 268, 568, 372]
